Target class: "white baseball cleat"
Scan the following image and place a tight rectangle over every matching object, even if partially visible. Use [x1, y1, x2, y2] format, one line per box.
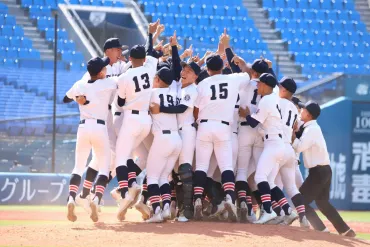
[170, 200, 177, 220]
[300, 215, 310, 228]
[254, 208, 277, 224]
[247, 210, 257, 223]
[209, 201, 225, 219]
[110, 188, 122, 204]
[193, 198, 203, 221]
[162, 203, 172, 220]
[177, 211, 189, 222]
[239, 201, 248, 223]
[146, 207, 164, 223]
[117, 192, 133, 221]
[341, 228, 356, 237]
[135, 197, 150, 220]
[67, 196, 77, 222]
[281, 210, 298, 225]
[266, 215, 285, 225]
[321, 227, 330, 233]
[128, 182, 141, 207]
[75, 194, 92, 215]
[224, 195, 238, 222]
[89, 197, 99, 223]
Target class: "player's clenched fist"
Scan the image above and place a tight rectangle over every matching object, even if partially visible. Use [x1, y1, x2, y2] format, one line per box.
[149, 19, 160, 34]
[76, 95, 87, 105]
[238, 106, 250, 118]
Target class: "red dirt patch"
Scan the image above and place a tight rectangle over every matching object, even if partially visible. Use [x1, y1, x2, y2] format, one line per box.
[1, 209, 369, 247]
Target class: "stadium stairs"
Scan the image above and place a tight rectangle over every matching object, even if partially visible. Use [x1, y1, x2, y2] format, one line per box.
[242, 0, 307, 81]
[354, 0, 370, 32]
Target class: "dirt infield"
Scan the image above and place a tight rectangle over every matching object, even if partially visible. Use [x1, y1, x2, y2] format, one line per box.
[1, 208, 370, 247]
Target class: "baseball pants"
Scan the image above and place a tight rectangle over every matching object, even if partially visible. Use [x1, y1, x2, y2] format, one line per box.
[177, 124, 197, 167]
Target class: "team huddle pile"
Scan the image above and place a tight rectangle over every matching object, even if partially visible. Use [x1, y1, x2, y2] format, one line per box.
[63, 19, 355, 236]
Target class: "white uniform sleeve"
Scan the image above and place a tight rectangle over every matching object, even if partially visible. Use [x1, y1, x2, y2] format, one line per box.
[144, 56, 158, 75]
[121, 61, 131, 73]
[194, 83, 203, 108]
[180, 87, 198, 108]
[66, 81, 84, 99]
[292, 127, 316, 153]
[117, 74, 127, 100]
[81, 72, 90, 80]
[150, 89, 159, 104]
[251, 97, 269, 124]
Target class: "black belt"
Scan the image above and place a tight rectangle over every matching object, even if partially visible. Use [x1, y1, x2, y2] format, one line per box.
[235, 105, 239, 109]
[200, 119, 229, 125]
[114, 112, 121, 116]
[79, 119, 105, 125]
[265, 134, 282, 139]
[233, 132, 238, 134]
[179, 123, 196, 131]
[162, 130, 171, 134]
[132, 110, 149, 115]
[108, 104, 112, 110]
[240, 121, 249, 126]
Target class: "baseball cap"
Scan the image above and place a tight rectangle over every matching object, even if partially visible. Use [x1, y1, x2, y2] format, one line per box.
[259, 73, 277, 88]
[196, 69, 209, 84]
[291, 96, 302, 107]
[129, 45, 146, 59]
[87, 57, 110, 76]
[181, 61, 201, 76]
[157, 61, 171, 70]
[156, 67, 173, 85]
[279, 77, 297, 94]
[206, 54, 224, 71]
[103, 38, 122, 51]
[298, 101, 321, 119]
[251, 59, 269, 74]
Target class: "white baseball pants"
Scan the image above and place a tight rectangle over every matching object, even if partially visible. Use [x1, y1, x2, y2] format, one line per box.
[73, 119, 110, 177]
[178, 124, 197, 166]
[146, 131, 182, 186]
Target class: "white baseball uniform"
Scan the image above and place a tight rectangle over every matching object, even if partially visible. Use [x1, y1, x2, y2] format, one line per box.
[253, 93, 285, 187]
[236, 79, 264, 183]
[177, 82, 198, 169]
[146, 87, 182, 186]
[115, 56, 157, 169]
[276, 98, 300, 198]
[194, 73, 249, 174]
[67, 77, 117, 177]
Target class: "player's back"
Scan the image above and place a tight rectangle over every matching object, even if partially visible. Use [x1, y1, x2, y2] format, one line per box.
[196, 73, 249, 123]
[239, 79, 261, 122]
[151, 87, 179, 132]
[279, 98, 298, 143]
[73, 78, 117, 121]
[117, 56, 157, 111]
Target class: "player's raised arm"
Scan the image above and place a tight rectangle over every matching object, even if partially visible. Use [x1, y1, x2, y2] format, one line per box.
[220, 28, 242, 74]
[170, 30, 182, 82]
[146, 19, 160, 57]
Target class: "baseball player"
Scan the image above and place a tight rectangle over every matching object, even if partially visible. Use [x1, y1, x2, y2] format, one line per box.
[146, 67, 182, 223]
[192, 52, 250, 222]
[292, 101, 356, 237]
[115, 33, 158, 221]
[239, 73, 286, 224]
[64, 57, 117, 222]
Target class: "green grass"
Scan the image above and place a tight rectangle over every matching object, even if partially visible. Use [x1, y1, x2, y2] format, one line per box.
[316, 211, 370, 223]
[356, 233, 370, 240]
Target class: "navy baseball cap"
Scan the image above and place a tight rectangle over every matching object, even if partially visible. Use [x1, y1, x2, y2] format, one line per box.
[87, 57, 110, 76]
[181, 61, 201, 76]
[157, 61, 171, 70]
[279, 77, 297, 94]
[299, 100, 321, 119]
[129, 45, 146, 59]
[291, 96, 302, 107]
[206, 54, 224, 71]
[196, 69, 209, 84]
[251, 59, 269, 74]
[103, 38, 122, 51]
[259, 73, 277, 88]
[156, 67, 173, 85]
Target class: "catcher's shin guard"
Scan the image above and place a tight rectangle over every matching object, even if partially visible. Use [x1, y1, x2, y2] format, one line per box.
[178, 163, 193, 219]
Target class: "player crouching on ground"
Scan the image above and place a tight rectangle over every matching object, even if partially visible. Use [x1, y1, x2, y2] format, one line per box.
[146, 67, 182, 223]
[64, 57, 118, 223]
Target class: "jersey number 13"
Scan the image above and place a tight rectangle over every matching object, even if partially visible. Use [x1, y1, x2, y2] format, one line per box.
[133, 73, 150, 92]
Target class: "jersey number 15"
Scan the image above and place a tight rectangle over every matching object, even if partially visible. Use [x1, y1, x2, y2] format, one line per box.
[133, 73, 150, 92]
[210, 83, 228, 100]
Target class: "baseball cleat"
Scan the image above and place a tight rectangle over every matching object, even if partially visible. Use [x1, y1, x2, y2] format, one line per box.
[162, 203, 172, 220]
[170, 201, 177, 220]
[321, 227, 330, 233]
[219, 210, 228, 221]
[193, 198, 203, 221]
[280, 210, 298, 225]
[266, 215, 285, 225]
[341, 228, 356, 237]
[224, 195, 238, 222]
[110, 188, 122, 205]
[135, 197, 150, 220]
[117, 192, 133, 221]
[89, 197, 99, 223]
[299, 215, 310, 228]
[254, 208, 277, 224]
[128, 182, 141, 207]
[146, 207, 164, 223]
[209, 201, 225, 219]
[67, 196, 77, 222]
[75, 194, 92, 215]
[177, 211, 189, 222]
[239, 201, 248, 223]
[247, 211, 257, 223]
